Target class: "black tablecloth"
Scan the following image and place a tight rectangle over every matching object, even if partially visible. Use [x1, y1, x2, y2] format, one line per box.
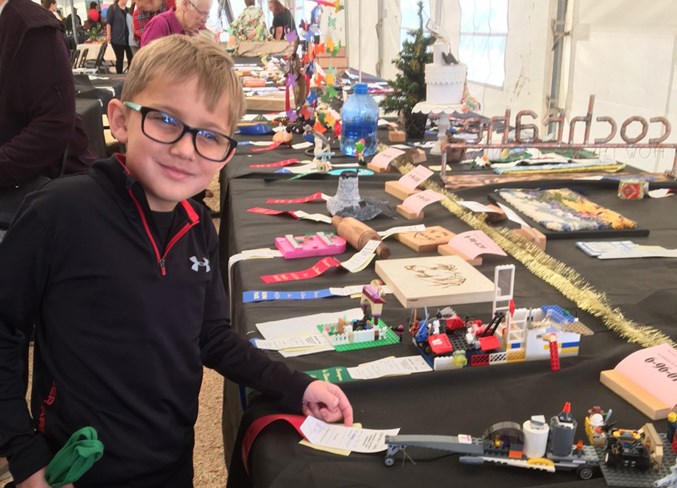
[218, 149, 677, 487]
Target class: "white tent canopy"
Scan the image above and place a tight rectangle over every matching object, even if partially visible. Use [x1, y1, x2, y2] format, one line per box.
[337, 0, 677, 172]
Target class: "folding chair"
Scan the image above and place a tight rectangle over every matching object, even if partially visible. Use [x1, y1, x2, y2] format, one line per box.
[71, 49, 81, 69]
[77, 48, 89, 69]
[83, 42, 110, 74]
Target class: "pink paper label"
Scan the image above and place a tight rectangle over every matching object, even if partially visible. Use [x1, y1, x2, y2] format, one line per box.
[449, 230, 507, 260]
[398, 165, 434, 190]
[370, 147, 405, 169]
[401, 189, 444, 215]
[613, 343, 677, 407]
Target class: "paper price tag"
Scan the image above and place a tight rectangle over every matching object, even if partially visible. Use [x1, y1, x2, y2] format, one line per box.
[378, 224, 426, 240]
[340, 240, 380, 273]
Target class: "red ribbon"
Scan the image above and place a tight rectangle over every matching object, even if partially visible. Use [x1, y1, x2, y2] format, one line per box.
[250, 158, 299, 169]
[241, 414, 306, 477]
[260, 257, 342, 283]
[266, 192, 325, 204]
[251, 142, 282, 153]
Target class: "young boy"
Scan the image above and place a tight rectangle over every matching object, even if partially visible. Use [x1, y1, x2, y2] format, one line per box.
[0, 35, 352, 487]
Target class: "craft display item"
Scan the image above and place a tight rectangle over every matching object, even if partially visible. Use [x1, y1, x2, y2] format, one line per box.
[375, 255, 495, 308]
[331, 215, 390, 258]
[274, 232, 347, 259]
[494, 188, 638, 232]
[326, 171, 395, 221]
[396, 226, 454, 253]
[617, 179, 648, 200]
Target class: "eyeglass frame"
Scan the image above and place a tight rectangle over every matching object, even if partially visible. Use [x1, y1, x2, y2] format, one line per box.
[186, 0, 210, 18]
[123, 101, 238, 162]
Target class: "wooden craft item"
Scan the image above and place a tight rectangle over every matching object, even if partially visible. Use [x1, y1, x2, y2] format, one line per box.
[375, 255, 495, 308]
[437, 244, 483, 266]
[367, 162, 391, 173]
[512, 227, 547, 251]
[385, 181, 421, 201]
[331, 215, 390, 258]
[408, 148, 427, 164]
[396, 204, 423, 220]
[396, 226, 455, 253]
[600, 369, 672, 420]
[388, 130, 406, 143]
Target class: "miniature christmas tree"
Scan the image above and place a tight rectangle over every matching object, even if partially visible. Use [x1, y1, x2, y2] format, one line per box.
[380, 1, 434, 139]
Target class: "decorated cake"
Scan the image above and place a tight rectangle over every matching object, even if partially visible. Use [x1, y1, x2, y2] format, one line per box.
[425, 41, 467, 105]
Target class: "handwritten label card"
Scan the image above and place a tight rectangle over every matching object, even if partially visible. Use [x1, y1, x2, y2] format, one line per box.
[401, 189, 444, 216]
[369, 147, 405, 170]
[397, 165, 434, 190]
[300, 416, 400, 453]
[613, 343, 677, 407]
[449, 230, 507, 260]
[459, 201, 502, 213]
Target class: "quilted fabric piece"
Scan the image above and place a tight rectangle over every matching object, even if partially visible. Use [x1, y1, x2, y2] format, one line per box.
[496, 188, 637, 232]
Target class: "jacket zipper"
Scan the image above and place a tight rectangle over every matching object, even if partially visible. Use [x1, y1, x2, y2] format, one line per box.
[128, 190, 199, 276]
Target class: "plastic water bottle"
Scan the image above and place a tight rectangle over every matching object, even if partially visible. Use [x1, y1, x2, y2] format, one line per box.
[340, 83, 379, 157]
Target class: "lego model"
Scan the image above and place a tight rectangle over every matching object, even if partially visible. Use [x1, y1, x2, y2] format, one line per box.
[585, 406, 612, 446]
[602, 423, 662, 471]
[406, 264, 584, 372]
[385, 403, 600, 480]
[384, 402, 677, 486]
[318, 281, 399, 351]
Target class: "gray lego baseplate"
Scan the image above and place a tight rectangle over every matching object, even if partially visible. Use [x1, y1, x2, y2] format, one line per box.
[596, 433, 676, 487]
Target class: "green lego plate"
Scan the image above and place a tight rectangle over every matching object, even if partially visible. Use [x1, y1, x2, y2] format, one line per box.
[316, 319, 400, 352]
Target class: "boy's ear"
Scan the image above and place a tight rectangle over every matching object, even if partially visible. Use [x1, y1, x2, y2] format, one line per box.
[108, 99, 129, 144]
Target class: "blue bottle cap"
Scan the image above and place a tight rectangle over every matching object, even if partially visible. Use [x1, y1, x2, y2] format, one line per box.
[354, 83, 368, 95]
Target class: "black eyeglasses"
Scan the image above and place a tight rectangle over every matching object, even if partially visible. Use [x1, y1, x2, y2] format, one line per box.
[124, 102, 237, 162]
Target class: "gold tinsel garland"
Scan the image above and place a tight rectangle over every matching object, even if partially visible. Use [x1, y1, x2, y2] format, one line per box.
[393, 161, 675, 348]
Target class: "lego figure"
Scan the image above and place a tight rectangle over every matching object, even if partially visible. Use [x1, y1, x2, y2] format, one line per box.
[668, 410, 677, 453]
[355, 138, 366, 165]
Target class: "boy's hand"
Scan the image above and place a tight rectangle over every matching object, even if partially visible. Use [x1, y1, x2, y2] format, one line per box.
[16, 467, 74, 488]
[301, 381, 353, 426]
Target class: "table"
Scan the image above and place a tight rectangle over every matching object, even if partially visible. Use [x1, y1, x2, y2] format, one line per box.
[218, 145, 677, 487]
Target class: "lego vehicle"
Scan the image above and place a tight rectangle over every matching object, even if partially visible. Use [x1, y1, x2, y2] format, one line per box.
[384, 403, 600, 480]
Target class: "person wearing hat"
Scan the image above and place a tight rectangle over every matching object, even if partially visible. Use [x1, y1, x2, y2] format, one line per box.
[268, 0, 295, 40]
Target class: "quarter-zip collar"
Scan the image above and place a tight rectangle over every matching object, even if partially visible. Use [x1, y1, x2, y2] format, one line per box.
[93, 154, 201, 276]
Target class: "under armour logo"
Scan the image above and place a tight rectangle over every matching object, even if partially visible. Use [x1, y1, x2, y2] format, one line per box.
[190, 256, 210, 272]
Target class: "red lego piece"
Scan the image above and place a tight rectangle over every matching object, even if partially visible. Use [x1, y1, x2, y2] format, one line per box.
[478, 335, 501, 352]
[428, 334, 453, 356]
[549, 339, 560, 372]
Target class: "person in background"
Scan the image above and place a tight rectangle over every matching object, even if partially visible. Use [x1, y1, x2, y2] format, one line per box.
[106, 0, 133, 73]
[64, 6, 81, 29]
[127, 0, 138, 54]
[267, 0, 294, 40]
[0, 0, 91, 188]
[230, 0, 269, 42]
[0, 34, 352, 487]
[140, 0, 209, 46]
[132, 0, 172, 46]
[87, 1, 100, 24]
[40, 0, 60, 20]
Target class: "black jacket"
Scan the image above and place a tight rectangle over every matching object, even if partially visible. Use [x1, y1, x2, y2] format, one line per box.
[0, 156, 312, 486]
[0, 0, 76, 186]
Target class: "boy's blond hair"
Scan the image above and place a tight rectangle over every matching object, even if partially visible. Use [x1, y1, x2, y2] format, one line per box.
[120, 35, 245, 132]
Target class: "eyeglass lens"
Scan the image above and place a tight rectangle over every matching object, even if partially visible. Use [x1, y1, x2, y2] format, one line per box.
[143, 110, 232, 162]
